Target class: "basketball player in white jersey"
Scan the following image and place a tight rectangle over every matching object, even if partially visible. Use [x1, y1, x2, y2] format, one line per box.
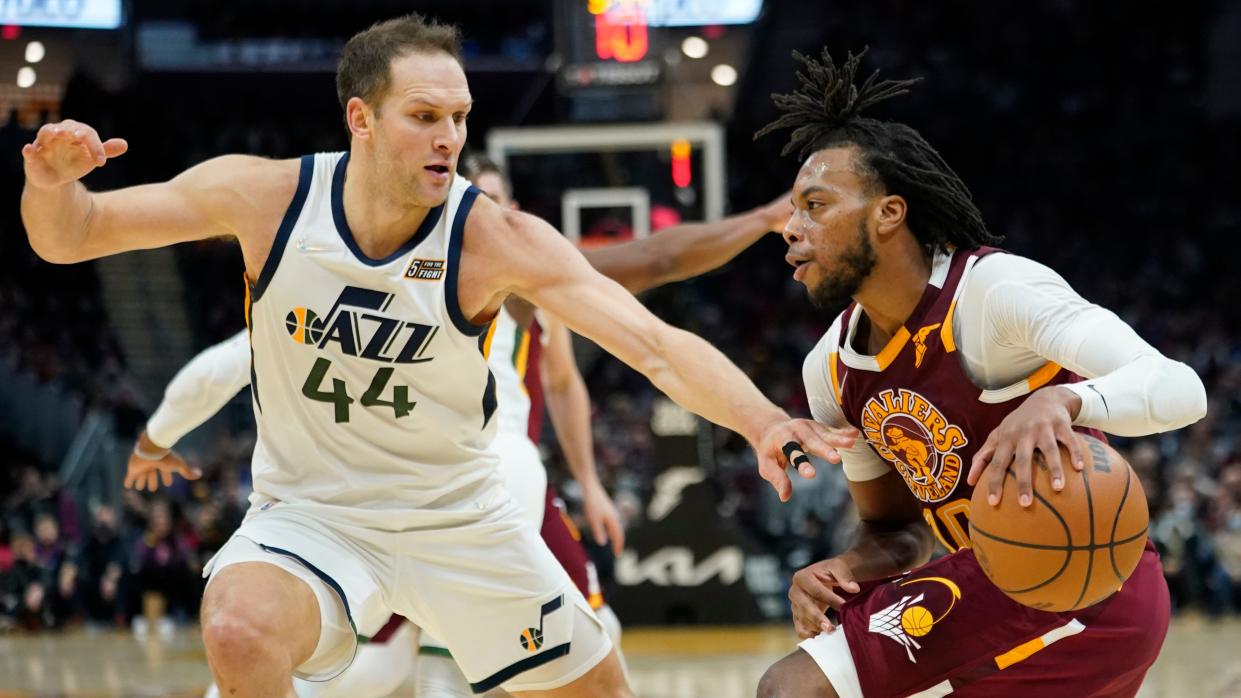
[123, 168, 791, 698]
[122, 182, 789, 697]
[21, 14, 849, 697]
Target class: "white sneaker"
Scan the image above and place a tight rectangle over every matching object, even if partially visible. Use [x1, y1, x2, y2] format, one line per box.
[157, 617, 175, 638]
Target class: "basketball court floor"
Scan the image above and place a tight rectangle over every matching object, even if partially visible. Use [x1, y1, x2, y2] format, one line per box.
[1, 616, 1238, 697]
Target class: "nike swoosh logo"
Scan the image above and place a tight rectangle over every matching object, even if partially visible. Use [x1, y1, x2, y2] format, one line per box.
[1087, 384, 1109, 417]
[296, 238, 330, 253]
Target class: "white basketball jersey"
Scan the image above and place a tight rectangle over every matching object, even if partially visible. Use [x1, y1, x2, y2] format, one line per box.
[246, 152, 498, 523]
[484, 305, 544, 440]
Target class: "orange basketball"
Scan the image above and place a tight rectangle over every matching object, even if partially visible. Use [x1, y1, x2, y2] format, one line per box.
[968, 434, 1148, 612]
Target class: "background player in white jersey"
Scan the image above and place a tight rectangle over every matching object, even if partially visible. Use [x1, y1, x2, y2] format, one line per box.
[125, 332, 414, 698]
[21, 14, 850, 697]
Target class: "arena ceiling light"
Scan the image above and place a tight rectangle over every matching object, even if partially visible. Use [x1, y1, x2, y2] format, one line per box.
[17, 66, 36, 88]
[681, 36, 708, 59]
[710, 64, 737, 86]
[25, 40, 45, 63]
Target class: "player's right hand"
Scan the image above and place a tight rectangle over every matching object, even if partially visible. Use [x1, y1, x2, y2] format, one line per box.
[582, 483, 626, 557]
[789, 557, 860, 639]
[21, 119, 128, 189]
[125, 437, 202, 492]
[756, 418, 859, 502]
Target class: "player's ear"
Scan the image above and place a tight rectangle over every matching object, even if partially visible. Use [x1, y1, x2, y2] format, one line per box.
[346, 97, 374, 141]
[874, 194, 907, 238]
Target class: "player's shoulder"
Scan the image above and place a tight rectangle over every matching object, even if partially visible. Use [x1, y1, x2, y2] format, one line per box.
[461, 186, 513, 233]
[184, 153, 300, 180]
[175, 154, 302, 206]
[967, 250, 1067, 289]
[802, 312, 847, 384]
[462, 193, 560, 253]
[169, 156, 305, 242]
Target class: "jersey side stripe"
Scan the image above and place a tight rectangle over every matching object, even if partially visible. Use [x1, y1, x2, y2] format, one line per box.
[251, 154, 314, 303]
[828, 351, 843, 405]
[481, 318, 498, 358]
[444, 186, 488, 336]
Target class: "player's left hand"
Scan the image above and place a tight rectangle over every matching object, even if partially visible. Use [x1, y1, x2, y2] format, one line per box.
[125, 431, 202, 492]
[582, 482, 626, 557]
[757, 419, 859, 502]
[789, 557, 860, 639]
[967, 386, 1086, 508]
[125, 448, 202, 491]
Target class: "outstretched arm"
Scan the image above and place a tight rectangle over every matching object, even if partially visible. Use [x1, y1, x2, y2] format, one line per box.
[581, 192, 792, 294]
[464, 200, 857, 501]
[540, 315, 624, 555]
[126, 330, 252, 491]
[21, 119, 293, 267]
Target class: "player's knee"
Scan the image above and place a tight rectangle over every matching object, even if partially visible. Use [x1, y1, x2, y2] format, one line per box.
[756, 664, 789, 698]
[597, 605, 623, 649]
[201, 602, 286, 672]
[756, 654, 837, 698]
[574, 650, 632, 698]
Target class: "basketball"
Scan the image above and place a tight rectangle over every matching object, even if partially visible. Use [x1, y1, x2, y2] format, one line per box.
[969, 434, 1149, 612]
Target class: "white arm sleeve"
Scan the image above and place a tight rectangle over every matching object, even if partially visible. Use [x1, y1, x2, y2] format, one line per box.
[803, 330, 891, 481]
[959, 255, 1207, 437]
[145, 330, 252, 448]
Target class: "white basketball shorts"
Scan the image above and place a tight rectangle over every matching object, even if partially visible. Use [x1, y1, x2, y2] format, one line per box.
[204, 476, 611, 693]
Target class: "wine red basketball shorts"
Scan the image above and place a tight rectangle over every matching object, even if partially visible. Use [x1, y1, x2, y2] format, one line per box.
[799, 541, 1167, 697]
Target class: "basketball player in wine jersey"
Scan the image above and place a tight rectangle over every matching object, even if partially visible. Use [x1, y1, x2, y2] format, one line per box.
[752, 49, 1207, 697]
[20, 14, 848, 698]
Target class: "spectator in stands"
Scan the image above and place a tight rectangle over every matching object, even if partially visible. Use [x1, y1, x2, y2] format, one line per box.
[78, 503, 126, 625]
[0, 531, 54, 630]
[33, 512, 78, 626]
[126, 499, 193, 634]
[0, 519, 12, 574]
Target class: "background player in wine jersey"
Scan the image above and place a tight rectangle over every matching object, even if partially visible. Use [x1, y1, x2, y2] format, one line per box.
[749, 49, 1208, 697]
[411, 156, 793, 697]
[20, 14, 848, 695]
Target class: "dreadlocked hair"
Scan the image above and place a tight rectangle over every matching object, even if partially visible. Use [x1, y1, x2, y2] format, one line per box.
[755, 47, 1002, 252]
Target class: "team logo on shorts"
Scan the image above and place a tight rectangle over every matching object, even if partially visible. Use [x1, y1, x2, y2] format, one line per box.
[520, 595, 564, 653]
[868, 576, 962, 663]
[861, 388, 968, 503]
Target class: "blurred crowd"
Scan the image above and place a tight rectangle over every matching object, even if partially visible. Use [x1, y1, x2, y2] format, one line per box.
[3, 1, 1241, 631]
[0, 435, 251, 632]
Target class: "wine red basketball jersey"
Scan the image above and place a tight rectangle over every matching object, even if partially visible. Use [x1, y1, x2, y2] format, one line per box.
[827, 246, 1102, 551]
[811, 247, 1165, 697]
